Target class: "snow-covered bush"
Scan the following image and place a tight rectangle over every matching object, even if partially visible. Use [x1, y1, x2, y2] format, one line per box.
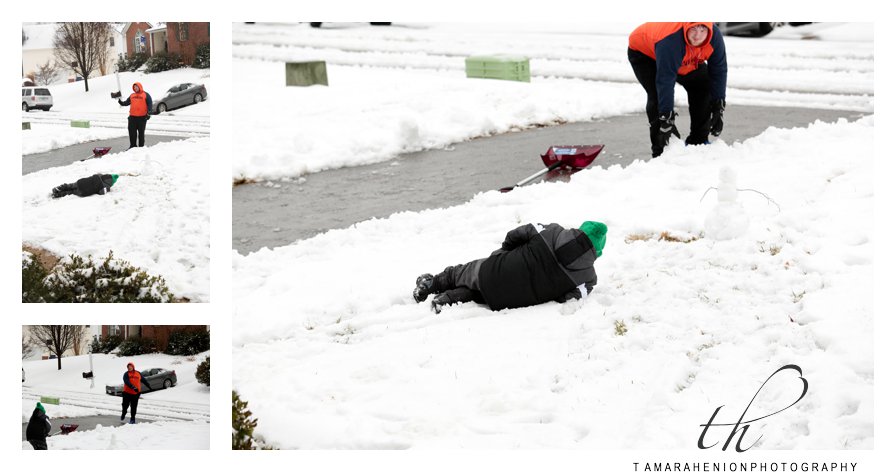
[116, 336, 159, 357]
[166, 329, 210, 356]
[196, 356, 210, 386]
[22, 253, 49, 303]
[117, 53, 148, 72]
[193, 43, 210, 69]
[144, 52, 184, 73]
[24, 251, 174, 303]
[90, 334, 123, 354]
[233, 391, 271, 449]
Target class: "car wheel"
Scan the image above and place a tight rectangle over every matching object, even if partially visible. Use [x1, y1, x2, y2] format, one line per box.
[22, 102, 29, 112]
[194, 93, 202, 104]
[370, 22, 391, 26]
[309, 22, 322, 28]
[158, 103, 167, 113]
[163, 379, 172, 388]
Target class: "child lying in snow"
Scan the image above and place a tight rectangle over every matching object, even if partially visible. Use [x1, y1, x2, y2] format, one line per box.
[414, 221, 607, 313]
[51, 174, 118, 198]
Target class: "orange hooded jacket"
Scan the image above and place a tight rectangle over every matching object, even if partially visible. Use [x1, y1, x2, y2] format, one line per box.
[628, 22, 728, 114]
[128, 82, 148, 117]
[123, 363, 144, 395]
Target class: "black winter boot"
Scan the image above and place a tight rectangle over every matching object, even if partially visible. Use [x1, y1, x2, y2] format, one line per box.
[431, 288, 477, 314]
[413, 274, 434, 302]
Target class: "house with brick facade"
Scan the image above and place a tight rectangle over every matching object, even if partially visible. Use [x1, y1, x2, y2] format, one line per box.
[122, 22, 154, 57]
[122, 22, 209, 66]
[100, 325, 209, 351]
[165, 22, 210, 65]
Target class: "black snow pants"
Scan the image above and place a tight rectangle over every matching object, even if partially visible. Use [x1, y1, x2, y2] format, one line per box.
[121, 392, 140, 421]
[127, 115, 148, 148]
[51, 183, 80, 199]
[28, 439, 48, 450]
[431, 259, 487, 305]
[628, 48, 713, 154]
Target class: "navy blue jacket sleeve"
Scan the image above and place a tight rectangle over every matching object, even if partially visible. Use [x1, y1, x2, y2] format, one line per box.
[707, 25, 728, 101]
[118, 96, 131, 107]
[145, 93, 152, 115]
[653, 32, 687, 115]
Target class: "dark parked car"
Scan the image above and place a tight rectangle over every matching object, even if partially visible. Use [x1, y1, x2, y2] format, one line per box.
[152, 83, 207, 114]
[715, 22, 813, 38]
[105, 368, 177, 396]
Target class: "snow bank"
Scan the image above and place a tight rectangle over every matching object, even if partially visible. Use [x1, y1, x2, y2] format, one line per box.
[22, 123, 126, 155]
[232, 117, 873, 448]
[23, 420, 209, 450]
[22, 138, 210, 301]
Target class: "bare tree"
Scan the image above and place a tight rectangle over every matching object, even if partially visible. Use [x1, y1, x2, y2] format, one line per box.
[27, 325, 79, 370]
[53, 22, 112, 92]
[70, 325, 87, 355]
[22, 336, 36, 360]
[34, 60, 60, 85]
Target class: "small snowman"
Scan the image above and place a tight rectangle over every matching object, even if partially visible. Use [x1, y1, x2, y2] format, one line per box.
[704, 166, 749, 240]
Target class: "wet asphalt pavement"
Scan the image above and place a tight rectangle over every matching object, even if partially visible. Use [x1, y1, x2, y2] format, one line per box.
[22, 414, 155, 441]
[22, 135, 184, 175]
[233, 105, 864, 254]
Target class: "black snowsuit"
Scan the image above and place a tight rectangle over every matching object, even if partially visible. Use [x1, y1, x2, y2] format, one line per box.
[121, 372, 152, 422]
[431, 223, 598, 311]
[52, 174, 116, 198]
[25, 408, 52, 450]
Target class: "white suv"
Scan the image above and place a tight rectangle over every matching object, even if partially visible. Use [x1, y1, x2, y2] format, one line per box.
[22, 87, 53, 112]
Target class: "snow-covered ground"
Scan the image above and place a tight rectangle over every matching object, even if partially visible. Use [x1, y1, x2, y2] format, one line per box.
[25, 420, 210, 450]
[22, 352, 209, 449]
[22, 138, 210, 301]
[22, 352, 210, 419]
[232, 23, 874, 449]
[22, 124, 127, 155]
[234, 117, 873, 449]
[22, 68, 211, 155]
[231, 22, 873, 181]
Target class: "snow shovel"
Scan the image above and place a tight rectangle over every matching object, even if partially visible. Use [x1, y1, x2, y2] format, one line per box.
[79, 147, 112, 162]
[50, 424, 79, 436]
[110, 71, 122, 99]
[499, 144, 604, 192]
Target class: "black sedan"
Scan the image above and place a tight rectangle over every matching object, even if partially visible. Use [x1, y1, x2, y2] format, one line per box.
[152, 83, 208, 114]
[105, 368, 178, 396]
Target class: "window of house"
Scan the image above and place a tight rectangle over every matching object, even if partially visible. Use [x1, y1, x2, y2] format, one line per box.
[109, 36, 115, 47]
[178, 23, 189, 41]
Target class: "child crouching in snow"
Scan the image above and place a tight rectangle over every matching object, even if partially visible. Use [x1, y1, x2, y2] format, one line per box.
[25, 402, 51, 450]
[51, 174, 118, 198]
[414, 221, 607, 313]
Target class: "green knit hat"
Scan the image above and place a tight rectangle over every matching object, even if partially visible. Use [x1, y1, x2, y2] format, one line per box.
[111, 174, 119, 186]
[36, 402, 45, 413]
[579, 221, 607, 258]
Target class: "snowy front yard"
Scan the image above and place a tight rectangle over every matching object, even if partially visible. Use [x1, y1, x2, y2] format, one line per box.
[233, 117, 873, 448]
[22, 352, 209, 450]
[22, 138, 210, 302]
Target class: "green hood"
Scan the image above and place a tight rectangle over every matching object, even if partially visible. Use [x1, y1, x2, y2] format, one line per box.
[36, 402, 45, 413]
[579, 221, 608, 258]
[111, 174, 119, 186]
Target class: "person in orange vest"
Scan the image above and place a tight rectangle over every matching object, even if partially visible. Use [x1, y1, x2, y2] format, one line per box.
[628, 23, 727, 157]
[121, 362, 152, 424]
[117, 82, 153, 149]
